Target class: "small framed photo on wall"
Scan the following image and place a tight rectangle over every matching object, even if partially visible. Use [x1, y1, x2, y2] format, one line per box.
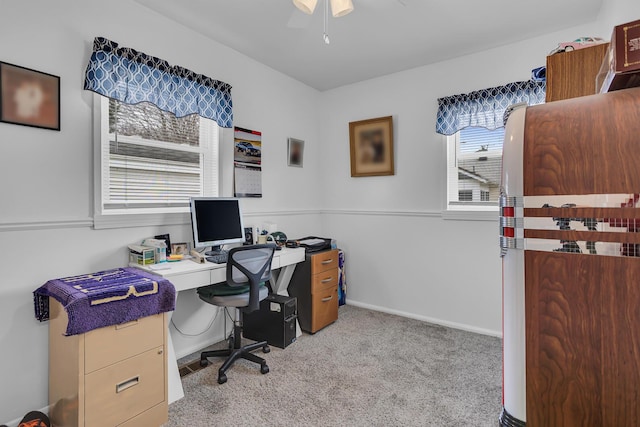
[349, 116, 394, 177]
[288, 137, 304, 167]
[0, 62, 60, 131]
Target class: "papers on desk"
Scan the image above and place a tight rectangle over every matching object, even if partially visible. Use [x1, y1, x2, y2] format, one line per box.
[299, 238, 326, 245]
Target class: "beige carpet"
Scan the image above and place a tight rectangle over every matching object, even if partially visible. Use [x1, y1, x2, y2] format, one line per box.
[166, 305, 502, 426]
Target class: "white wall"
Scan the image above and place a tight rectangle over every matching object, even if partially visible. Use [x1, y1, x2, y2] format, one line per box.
[597, 0, 640, 33]
[0, 0, 322, 422]
[316, 17, 627, 335]
[316, 0, 638, 336]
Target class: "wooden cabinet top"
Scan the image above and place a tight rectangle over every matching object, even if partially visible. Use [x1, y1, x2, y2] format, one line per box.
[546, 43, 609, 103]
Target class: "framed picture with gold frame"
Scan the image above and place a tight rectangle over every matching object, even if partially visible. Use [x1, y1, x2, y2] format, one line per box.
[0, 62, 60, 131]
[349, 116, 394, 177]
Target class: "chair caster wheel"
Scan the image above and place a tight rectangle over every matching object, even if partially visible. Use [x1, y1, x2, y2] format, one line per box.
[262, 345, 270, 353]
[200, 359, 209, 367]
[218, 374, 227, 384]
[261, 364, 269, 374]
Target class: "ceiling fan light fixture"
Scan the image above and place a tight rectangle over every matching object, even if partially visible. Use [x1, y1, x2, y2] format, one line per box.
[293, 0, 318, 15]
[330, 0, 354, 17]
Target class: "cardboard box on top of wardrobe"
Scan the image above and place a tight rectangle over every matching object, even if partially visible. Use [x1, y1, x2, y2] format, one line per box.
[597, 19, 640, 93]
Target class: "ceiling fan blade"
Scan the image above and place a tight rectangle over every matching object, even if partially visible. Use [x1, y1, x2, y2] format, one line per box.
[287, 8, 313, 29]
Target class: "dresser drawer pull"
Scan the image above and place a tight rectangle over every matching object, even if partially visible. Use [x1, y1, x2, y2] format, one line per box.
[321, 277, 334, 283]
[321, 259, 334, 264]
[321, 295, 333, 302]
[116, 376, 140, 393]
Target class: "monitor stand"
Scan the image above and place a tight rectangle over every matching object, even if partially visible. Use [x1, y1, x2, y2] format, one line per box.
[205, 245, 226, 257]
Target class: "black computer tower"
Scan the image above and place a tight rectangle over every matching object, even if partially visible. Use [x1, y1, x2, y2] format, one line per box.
[243, 294, 297, 349]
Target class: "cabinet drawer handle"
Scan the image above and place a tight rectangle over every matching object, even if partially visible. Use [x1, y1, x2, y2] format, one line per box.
[321, 259, 334, 264]
[321, 295, 333, 302]
[116, 376, 140, 393]
[321, 277, 334, 283]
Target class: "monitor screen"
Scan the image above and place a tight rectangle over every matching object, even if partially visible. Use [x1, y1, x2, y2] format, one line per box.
[190, 197, 245, 249]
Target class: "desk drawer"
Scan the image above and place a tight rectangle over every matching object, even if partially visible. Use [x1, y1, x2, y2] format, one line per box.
[311, 285, 338, 332]
[85, 346, 165, 427]
[310, 250, 339, 274]
[168, 270, 211, 292]
[311, 269, 339, 294]
[84, 313, 164, 373]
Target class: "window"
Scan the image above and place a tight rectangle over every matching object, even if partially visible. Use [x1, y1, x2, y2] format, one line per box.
[446, 126, 505, 210]
[437, 80, 545, 218]
[458, 190, 473, 201]
[95, 96, 219, 225]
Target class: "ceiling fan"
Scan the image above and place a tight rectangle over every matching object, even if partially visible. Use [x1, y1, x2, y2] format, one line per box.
[292, 0, 354, 44]
[293, 0, 354, 17]
[290, 0, 408, 44]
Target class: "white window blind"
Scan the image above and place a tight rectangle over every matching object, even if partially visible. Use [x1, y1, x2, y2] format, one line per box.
[447, 126, 505, 208]
[100, 98, 219, 212]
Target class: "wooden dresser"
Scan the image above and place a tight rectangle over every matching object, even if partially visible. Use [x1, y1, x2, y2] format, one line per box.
[48, 299, 168, 427]
[287, 249, 339, 333]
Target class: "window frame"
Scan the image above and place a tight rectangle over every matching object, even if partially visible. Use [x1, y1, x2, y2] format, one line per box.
[443, 130, 499, 222]
[92, 95, 220, 229]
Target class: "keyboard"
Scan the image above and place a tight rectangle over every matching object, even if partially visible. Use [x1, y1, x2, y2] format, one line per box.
[205, 250, 229, 264]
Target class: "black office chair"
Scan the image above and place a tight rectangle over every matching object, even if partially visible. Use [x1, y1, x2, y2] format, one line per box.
[196, 244, 275, 384]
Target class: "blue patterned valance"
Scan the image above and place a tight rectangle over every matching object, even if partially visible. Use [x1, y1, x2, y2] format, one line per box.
[84, 37, 233, 128]
[436, 80, 545, 135]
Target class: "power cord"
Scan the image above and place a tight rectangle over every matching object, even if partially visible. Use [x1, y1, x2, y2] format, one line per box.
[170, 306, 221, 337]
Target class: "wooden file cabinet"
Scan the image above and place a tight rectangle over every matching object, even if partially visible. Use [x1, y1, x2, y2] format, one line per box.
[288, 249, 339, 333]
[48, 299, 168, 427]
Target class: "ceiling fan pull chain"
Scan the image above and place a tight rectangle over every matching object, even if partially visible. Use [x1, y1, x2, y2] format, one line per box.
[323, 0, 330, 44]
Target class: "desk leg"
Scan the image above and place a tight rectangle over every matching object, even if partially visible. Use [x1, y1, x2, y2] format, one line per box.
[167, 307, 185, 403]
[271, 264, 302, 338]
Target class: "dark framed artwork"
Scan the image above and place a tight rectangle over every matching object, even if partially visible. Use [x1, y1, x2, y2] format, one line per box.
[0, 62, 60, 130]
[287, 137, 304, 167]
[349, 115, 394, 177]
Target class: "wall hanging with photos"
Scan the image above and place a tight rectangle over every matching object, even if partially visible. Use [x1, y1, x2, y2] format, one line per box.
[233, 126, 263, 197]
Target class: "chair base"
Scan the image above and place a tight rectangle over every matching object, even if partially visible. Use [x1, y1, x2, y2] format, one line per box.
[200, 324, 270, 384]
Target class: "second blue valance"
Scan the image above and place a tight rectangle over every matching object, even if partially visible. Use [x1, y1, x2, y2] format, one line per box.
[84, 37, 233, 128]
[436, 80, 546, 135]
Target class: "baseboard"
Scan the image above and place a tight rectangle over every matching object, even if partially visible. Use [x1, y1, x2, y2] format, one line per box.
[3, 404, 50, 427]
[345, 299, 502, 338]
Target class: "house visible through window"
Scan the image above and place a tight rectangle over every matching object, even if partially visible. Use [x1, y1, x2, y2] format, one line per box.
[447, 126, 505, 208]
[97, 97, 219, 214]
[458, 190, 473, 201]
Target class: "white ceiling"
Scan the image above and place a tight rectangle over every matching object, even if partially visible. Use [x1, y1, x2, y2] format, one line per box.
[133, 0, 604, 91]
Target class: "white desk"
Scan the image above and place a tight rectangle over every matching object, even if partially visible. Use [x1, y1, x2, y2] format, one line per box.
[131, 247, 305, 403]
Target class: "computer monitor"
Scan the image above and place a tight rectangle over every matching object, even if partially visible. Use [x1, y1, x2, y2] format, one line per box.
[190, 197, 245, 254]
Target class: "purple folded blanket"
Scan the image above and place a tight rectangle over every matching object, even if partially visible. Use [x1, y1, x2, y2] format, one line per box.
[34, 267, 175, 335]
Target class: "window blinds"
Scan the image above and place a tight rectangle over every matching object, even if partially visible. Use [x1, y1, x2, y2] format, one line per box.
[103, 99, 218, 210]
[448, 126, 505, 205]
